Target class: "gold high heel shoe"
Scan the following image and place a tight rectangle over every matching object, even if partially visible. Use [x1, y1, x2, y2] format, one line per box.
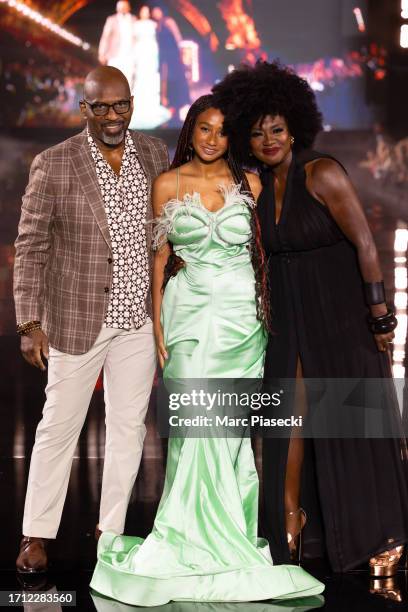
[369, 545, 404, 577]
[286, 508, 307, 564]
[370, 577, 402, 602]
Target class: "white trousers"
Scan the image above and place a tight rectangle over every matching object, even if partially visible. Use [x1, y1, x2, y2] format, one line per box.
[23, 320, 156, 538]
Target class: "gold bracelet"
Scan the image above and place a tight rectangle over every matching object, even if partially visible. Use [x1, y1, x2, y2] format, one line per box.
[17, 320, 40, 331]
[17, 324, 42, 336]
[17, 320, 42, 336]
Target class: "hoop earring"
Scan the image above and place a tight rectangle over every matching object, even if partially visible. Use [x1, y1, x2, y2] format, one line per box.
[188, 143, 194, 161]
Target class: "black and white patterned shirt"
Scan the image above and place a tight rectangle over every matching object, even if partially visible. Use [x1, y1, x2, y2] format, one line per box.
[88, 130, 149, 330]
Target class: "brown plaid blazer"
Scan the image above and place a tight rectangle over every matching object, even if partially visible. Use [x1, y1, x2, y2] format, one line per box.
[14, 128, 169, 355]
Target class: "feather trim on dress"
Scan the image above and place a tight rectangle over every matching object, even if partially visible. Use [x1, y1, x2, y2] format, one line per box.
[149, 183, 255, 250]
[217, 182, 256, 210]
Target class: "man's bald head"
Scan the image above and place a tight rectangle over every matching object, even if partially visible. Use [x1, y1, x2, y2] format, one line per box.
[83, 66, 130, 101]
[81, 66, 133, 147]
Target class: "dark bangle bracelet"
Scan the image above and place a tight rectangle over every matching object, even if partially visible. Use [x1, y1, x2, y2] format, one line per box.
[367, 307, 398, 335]
[364, 281, 386, 306]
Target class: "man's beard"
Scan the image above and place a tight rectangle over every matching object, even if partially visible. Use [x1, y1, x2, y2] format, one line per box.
[101, 127, 126, 146]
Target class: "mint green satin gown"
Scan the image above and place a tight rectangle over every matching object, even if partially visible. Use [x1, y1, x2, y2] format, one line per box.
[90, 185, 324, 606]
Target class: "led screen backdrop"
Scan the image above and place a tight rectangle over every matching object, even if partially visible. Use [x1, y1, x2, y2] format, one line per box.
[0, 0, 380, 130]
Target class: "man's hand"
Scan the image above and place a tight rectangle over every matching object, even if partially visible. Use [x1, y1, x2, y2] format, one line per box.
[21, 329, 49, 371]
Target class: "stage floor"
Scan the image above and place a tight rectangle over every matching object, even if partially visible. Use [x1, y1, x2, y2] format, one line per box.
[0, 571, 406, 611]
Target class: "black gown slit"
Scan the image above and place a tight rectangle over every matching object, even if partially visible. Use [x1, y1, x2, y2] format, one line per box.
[259, 150, 408, 572]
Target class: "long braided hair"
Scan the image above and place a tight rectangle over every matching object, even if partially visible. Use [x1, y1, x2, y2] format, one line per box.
[164, 94, 271, 331]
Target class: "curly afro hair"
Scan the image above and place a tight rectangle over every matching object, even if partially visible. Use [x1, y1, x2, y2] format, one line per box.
[212, 60, 323, 165]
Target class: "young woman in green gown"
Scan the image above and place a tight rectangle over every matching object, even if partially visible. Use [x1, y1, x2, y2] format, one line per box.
[90, 95, 324, 606]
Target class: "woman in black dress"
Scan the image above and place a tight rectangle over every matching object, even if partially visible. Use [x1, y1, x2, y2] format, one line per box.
[213, 61, 408, 575]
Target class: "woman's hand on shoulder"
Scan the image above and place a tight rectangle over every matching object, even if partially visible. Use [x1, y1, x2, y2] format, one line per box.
[245, 171, 262, 202]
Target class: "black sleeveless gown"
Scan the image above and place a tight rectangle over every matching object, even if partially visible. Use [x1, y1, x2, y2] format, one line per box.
[258, 150, 408, 571]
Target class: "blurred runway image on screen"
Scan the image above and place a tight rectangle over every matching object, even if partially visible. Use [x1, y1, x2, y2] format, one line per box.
[130, 5, 171, 129]
[98, 1, 138, 89]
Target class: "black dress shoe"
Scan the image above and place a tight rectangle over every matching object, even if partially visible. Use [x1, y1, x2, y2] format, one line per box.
[16, 537, 48, 574]
[16, 573, 50, 591]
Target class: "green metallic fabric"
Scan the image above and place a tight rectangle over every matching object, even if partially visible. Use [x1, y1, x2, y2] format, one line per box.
[90, 187, 324, 606]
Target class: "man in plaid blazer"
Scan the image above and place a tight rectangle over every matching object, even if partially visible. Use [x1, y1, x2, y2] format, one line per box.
[14, 66, 169, 574]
